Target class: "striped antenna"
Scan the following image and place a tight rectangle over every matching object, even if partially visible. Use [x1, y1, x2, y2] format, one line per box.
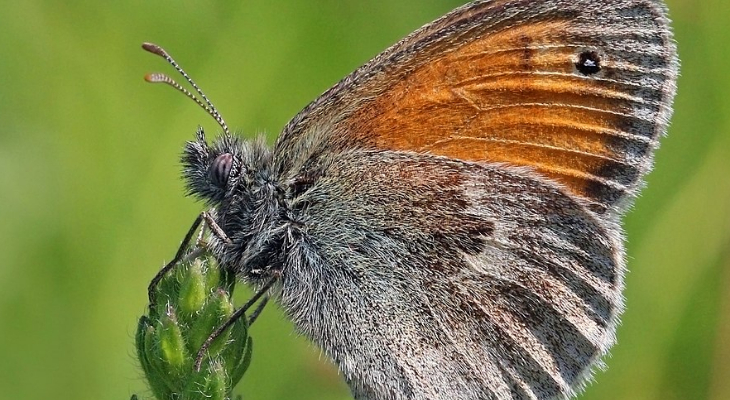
[142, 42, 230, 136]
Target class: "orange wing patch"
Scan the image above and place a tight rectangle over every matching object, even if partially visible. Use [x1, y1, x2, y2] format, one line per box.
[348, 19, 648, 212]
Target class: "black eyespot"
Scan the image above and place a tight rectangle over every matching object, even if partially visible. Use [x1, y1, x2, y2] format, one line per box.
[210, 153, 233, 188]
[575, 51, 602, 75]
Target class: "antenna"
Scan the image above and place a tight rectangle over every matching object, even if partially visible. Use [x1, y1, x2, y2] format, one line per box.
[142, 42, 230, 136]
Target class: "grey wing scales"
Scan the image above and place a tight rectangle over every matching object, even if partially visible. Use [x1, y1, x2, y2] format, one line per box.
[278, 150, 624, 400]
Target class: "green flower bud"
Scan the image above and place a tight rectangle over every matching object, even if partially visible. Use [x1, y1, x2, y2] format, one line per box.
[182, 360, 228, 400]
[134, 254, 252, 400]
[178, 259, 208, 317]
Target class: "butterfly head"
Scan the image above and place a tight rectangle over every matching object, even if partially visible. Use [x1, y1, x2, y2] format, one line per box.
[181, 128, 272, 208]
[181, 128, 281, 276]
[140, 43, 276, 208]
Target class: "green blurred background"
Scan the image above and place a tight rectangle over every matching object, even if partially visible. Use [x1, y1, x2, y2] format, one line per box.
[0, 1, 727, 399]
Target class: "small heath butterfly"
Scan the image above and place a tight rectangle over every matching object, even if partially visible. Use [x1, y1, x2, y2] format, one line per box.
[144, 0, 678, 398]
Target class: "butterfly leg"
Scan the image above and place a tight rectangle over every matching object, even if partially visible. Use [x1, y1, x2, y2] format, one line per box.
[148, 209, 280, 371]
[147, 213, 204, 305]
[198, 209, 279, 327]
[146, 210, 232, 306]
[200, 210, 231, 244]
[193, 271, 281, 371]
[247, 296, 269, 326]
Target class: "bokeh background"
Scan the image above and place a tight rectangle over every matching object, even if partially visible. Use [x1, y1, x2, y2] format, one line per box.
[0, 1, 727, 399]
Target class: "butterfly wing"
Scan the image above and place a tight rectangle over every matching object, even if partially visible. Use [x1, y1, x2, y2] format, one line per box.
[271, 0, 677, 399]
[278, 152, 622, 399]
[274, 0, 677, 215]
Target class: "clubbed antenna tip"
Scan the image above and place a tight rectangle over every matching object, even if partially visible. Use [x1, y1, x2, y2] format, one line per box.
[142, 42, 231, 137]
[142, 42, 166, 57]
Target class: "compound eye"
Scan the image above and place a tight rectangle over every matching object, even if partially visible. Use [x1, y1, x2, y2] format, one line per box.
[210, 153, 233, 188]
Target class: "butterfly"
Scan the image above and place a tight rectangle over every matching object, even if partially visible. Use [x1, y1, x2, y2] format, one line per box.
[145, 0, 678, 398]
